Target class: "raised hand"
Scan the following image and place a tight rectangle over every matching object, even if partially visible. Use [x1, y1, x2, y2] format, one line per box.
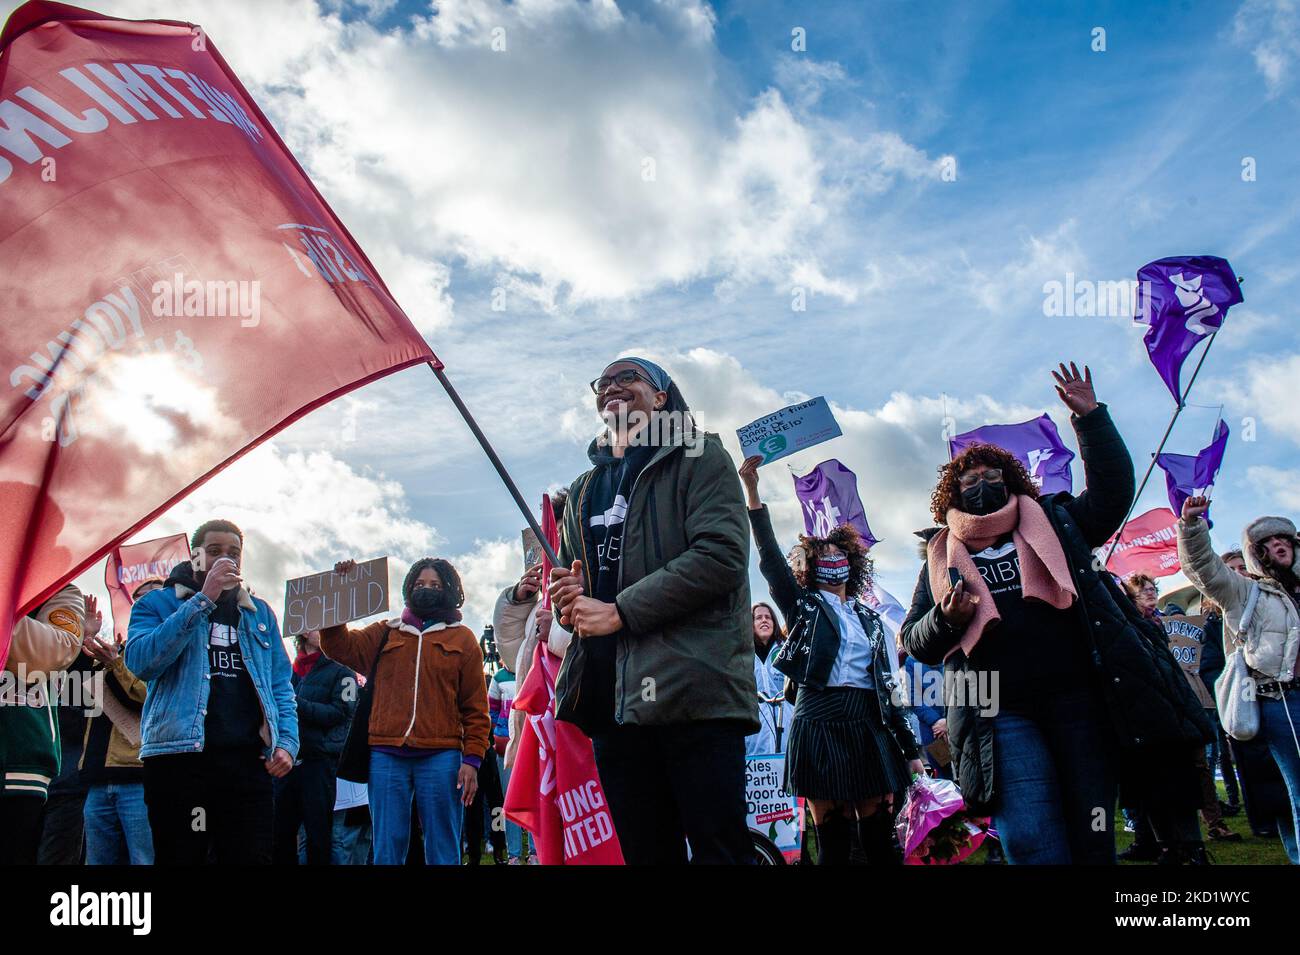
[738, 454, 763, 509]
[1182, 494, 1211, 523]
[1051, 361, 1099, 417]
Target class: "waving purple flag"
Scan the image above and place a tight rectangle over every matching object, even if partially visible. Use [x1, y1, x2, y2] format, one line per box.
[793, 459, 878, 547]
[949, 414, 1074, 495]
[1134, 256, 1243, 404]
[1156, 419, 1229, 527]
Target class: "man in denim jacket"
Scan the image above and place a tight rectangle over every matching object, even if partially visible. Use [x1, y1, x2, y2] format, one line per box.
[126, 519, 298, 864]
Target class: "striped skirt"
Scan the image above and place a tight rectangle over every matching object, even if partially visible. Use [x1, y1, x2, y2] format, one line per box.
[785, 684, 911, 802]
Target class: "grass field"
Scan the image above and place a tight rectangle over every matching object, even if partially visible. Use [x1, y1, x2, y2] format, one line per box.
[963, 782, 1290, 865]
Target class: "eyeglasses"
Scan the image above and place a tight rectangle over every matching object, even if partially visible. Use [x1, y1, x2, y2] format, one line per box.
[590, 369, 657, 395]
[958, 468, 1003, 489]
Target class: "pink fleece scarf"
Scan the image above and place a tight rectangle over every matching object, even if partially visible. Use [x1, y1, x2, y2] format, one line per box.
[926, 494, 1076, 657]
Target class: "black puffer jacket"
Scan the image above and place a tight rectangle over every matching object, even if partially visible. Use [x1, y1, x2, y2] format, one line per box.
[901, 405, 1213, 810]
[293, 657, 356, 761]
[750, 505, 920, 762]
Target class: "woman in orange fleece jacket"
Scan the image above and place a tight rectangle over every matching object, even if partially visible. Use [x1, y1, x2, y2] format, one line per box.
[322, 557, 490, 865]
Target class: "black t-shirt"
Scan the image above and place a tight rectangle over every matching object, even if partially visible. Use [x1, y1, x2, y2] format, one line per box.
[965, 537, 1090, 704]
[204, 601, 264, 750]
[581, 444, 654, 729]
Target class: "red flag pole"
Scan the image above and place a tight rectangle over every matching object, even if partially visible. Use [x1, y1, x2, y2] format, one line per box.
[429, 363, 561, 568]
[1103, 331, 1220, 567]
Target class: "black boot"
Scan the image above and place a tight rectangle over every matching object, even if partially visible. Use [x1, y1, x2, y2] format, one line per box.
[813, 814, 852, 866]
[857, 812, 903, 866]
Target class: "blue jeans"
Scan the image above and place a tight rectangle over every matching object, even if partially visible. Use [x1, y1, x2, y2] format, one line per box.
[368, 749, 462, 865]
[990, 688, 1116, 865]
[83, 782, 153, 865]
[499, 762, 523, 859]
[331, 809, 372, 865]
[1259, 694, 1300, 864]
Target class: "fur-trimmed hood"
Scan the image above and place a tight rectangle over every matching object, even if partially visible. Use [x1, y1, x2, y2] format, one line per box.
[1242, 516, 1300, 580]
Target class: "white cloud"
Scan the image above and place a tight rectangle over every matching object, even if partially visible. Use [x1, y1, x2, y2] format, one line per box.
[89, 0, 945, 312]
[1235, 0, 1300, 95]
[967, 220, 1088, 313]
[1213, 350, 1300, 445]
[1248, 465, 1300, 511]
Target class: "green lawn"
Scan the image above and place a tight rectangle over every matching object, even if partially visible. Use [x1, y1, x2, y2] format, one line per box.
[964, 782, 1290, 865]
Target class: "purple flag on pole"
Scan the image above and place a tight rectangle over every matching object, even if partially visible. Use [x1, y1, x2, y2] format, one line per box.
[1134, 255, 1243, 404]
[1156, 419, 1229, 527]
[793, 459, 878, 548]
[948, 414, 1074, 495]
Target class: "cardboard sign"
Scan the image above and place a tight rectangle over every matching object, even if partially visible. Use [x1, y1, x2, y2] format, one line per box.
[1162, 614, 1215, 709]
[283, 557, 389, 637]
[746, 754, 800, 855]
[737, 397, 842, 466]
[522, 527, 545, 572]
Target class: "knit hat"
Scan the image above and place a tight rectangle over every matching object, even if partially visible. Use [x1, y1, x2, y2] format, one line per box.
[1242, 516, 1300, 579]
[609, 356, 670, 392]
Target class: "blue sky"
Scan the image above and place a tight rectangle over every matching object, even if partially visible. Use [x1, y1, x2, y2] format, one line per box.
[16, 0, 1294, 630]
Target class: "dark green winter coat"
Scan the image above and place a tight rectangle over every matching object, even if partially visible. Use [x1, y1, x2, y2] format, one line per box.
[554, 430, 759, 734]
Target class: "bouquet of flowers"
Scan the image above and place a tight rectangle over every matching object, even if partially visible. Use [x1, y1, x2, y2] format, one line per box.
[895, 775, 991, 865]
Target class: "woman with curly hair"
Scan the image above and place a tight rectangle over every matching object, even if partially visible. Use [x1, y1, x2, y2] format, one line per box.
[739, 457, 923, 865]
[901, 362, 1212, 864]
[320, 556, 490, 865]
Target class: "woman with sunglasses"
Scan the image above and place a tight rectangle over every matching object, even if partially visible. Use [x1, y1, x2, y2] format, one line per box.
[548, 357, 758, 865]
[900, 361, 1212, 864]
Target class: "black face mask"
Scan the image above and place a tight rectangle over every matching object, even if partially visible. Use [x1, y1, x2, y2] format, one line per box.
[961, 480, 1008, 516]
[408, 585, 450, 617]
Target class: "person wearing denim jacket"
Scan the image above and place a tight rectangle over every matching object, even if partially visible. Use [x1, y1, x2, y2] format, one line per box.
[125, 519, 298, 864]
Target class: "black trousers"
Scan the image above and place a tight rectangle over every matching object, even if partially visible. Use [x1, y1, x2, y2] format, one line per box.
[273, 756, 338, 865]
[37, 791, 86, 865]
[592, 720, 754, 865]
[464, 748, 505, 864]
[144, 747, 274, 865]
[0, 796, 46, 865]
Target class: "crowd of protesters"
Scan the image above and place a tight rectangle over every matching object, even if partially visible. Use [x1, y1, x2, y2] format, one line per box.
[1, 355, 1297, 866]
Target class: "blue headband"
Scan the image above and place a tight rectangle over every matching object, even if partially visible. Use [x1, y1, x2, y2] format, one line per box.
[610, 356, 671, 393]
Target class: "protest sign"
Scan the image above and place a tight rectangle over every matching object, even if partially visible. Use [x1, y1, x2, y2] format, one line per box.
[746, 754, 800, 856]
[1161, 614, 1215, 709]
[522, 527, 545, 571]
[283, 557, 388, 637]
[737, 397, 841, 466]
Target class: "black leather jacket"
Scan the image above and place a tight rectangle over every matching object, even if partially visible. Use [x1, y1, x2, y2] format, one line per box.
[748, 505, 919, 761]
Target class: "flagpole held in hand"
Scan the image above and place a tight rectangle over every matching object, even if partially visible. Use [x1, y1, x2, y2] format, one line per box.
[1103, 330, 1220, 567]
[428, 362, 560, 568]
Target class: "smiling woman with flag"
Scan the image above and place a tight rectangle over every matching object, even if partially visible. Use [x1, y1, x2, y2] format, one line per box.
[901, 361, 1213, 865]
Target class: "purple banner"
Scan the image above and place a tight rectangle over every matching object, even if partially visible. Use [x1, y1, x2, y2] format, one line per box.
[1156, 419, 1229, 527]
[948, 414, 1074, 495]
[793, 459, 878, 548]
[1134, 255, 1243, 403]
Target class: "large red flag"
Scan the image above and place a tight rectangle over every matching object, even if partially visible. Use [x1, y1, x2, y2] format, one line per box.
[1104, 507, 1182, 579]
[102, 533, 189, 642]
[0, 2, 436, 666]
